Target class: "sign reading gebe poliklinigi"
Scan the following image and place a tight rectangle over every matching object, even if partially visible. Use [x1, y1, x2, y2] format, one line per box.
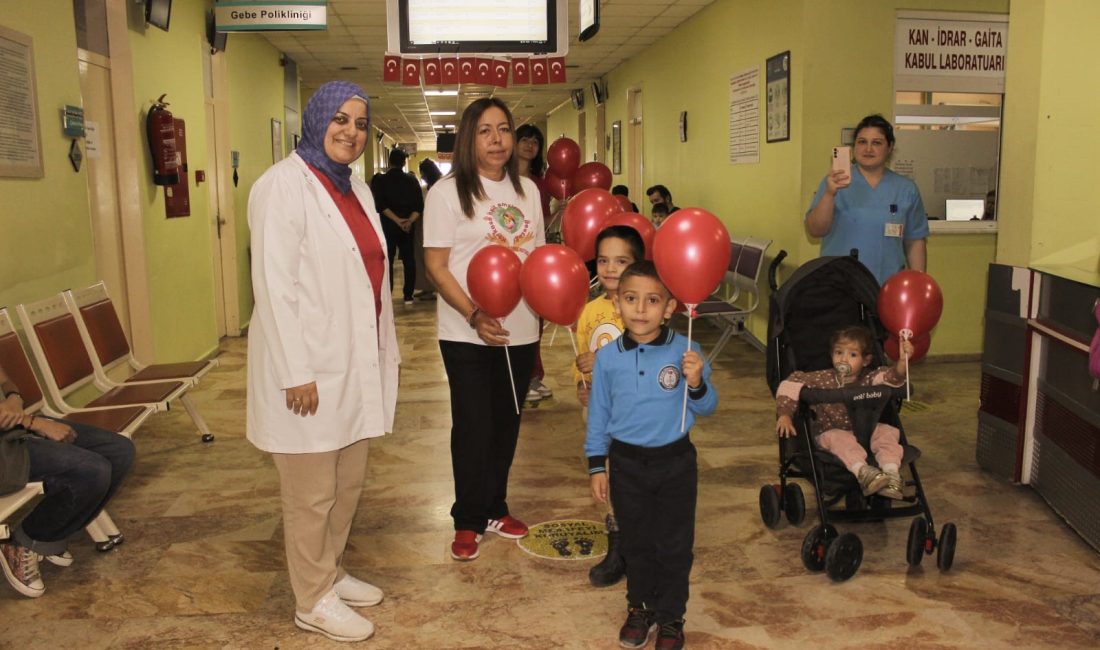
[215, 1, 327, 32]
[895, 11, 1008, 93]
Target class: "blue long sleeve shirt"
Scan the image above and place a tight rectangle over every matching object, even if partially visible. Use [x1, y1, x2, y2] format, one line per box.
[585, 327, 718, 472]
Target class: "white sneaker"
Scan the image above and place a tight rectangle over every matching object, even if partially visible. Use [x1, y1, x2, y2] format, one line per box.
[525, 388, 541, 402]
[38, 551, 74, 567]
[530, 379, 553, 399]
[334, 573, 384, 607]
[295, 589, 375, 642]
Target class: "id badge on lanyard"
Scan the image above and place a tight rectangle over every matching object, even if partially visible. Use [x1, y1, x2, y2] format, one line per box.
[884, 203, 903, 238]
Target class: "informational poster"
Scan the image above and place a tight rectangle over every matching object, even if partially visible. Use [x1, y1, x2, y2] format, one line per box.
[0, 25, 43, 178]
[895, 11, 1008, 93]
[765, 51, 790, 143]
[84, 121, 100, 159]
[728, 66, 759, 165]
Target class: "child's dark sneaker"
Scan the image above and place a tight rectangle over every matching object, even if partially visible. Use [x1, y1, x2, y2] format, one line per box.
[590, 514, 626, 587]
[619, 605, 656, 648]
[655, 619, 685, 649]
[857, 464, 889, 496]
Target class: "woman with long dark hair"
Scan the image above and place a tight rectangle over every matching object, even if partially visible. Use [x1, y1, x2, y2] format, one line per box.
[423, 98, 545, 561]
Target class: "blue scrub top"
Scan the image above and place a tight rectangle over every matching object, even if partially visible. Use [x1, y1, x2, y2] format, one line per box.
[807, 165, 929, 286]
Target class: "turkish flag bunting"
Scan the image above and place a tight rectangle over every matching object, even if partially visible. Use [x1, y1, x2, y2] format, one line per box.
[512, 58, 530, 85]
[402, 58, 420, 86]
[476, 58, 492, 84]
[423, 58, 442, 85]
[383, 55, 401, 82]
[548, 57, 567, 83]
[441, 57, 459, 84]
[459, 57, 476, 83]
[531, 57, 548, 85]
[492, 60, 509, 88]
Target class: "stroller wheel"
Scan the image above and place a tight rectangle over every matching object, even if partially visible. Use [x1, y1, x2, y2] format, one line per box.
[936, 522, 958, 571]
[759, 484, 782, 529]
[800, 524, 837, 572]
[784, 483, 806, 526]
[825, 532, 863, 582]
[906, 517, 929, 567]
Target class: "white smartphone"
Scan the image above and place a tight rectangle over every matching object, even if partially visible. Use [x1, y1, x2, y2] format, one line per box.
[832, 146, 851, 173]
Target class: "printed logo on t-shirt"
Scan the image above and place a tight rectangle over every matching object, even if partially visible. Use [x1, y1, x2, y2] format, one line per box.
[658, 364, 681, 391]
[483, 202, 536, 257]
[591, 322, 622, 351]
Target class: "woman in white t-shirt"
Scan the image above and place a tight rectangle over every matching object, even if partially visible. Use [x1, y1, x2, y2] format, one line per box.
[424, 98, 545, 562]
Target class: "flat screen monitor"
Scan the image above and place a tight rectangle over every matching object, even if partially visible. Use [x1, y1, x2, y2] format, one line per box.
[147, 0, 172, 32]
[388, 0, 568, 55]
[579, 0, 599, 41]
[945, 199, 984, 221]
[436, 133, 456, 153]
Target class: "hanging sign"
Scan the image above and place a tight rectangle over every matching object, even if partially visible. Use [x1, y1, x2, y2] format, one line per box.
[895, 11, 1008, 93]
[214, 1, 327, 32]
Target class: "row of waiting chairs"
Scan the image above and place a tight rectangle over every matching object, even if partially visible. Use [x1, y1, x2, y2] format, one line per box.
[0, 281, 217, 549]
[693, 237, 773, 363]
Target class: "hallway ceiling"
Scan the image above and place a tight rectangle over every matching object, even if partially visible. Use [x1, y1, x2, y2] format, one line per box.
[258, 0, 713, 150]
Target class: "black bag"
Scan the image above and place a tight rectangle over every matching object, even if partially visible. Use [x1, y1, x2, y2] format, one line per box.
[0, 429, 31, 496]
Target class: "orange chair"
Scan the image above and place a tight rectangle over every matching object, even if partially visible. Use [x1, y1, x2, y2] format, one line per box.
[15, 294, 214, 443]
[0, 307, 153, 550]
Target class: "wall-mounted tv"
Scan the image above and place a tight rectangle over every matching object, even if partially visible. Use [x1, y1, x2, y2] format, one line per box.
[147, 0, 172, 32]
[387, 0, 568, 56]
[436, 132, 456, 153]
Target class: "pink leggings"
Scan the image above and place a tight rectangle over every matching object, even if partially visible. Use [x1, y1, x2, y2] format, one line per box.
[816, 424, 903, 473]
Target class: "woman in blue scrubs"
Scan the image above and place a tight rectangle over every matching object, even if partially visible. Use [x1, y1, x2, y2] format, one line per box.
[805, 114, 928, 286]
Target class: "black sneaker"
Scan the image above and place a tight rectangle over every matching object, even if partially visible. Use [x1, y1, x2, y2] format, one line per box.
[655, 619, 685, 650]
[619, 605, 656, 648]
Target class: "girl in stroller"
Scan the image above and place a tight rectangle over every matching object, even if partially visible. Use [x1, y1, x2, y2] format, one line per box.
[776, 325, 913, 500]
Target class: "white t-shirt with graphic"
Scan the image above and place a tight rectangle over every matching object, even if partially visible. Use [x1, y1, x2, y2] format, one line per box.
[424, 174, 545, 345]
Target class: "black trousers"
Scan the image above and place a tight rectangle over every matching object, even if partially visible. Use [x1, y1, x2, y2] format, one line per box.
[439, 340, 537, 533]
[383, 220, 416, 300]
[609, 437, 697, 622]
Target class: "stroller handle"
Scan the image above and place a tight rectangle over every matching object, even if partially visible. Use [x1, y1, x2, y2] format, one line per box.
[767, 249, 788, 292]
[798, 384, 907, 406]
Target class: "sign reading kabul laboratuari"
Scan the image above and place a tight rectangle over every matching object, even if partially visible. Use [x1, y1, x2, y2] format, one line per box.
[215, 1, 327, 32]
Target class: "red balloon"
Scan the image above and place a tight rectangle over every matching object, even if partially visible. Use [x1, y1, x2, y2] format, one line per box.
[544, 169, 573, 201]
[652, 208, 731, 306]
[878, 270, 944, 339]
[885, 332, 931, 363]
[572, 161, 613, 192]
[604, 212, 656, 261]
[546, 138, 581, 178]
[466, 245, 523, 319]
[562, 188, 619, 260]
[613, 194, 634, 213]
[519, 245, 590, 326]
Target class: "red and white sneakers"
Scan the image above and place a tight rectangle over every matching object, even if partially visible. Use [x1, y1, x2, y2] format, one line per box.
[486, 515, 529, 539]
[450, 531, 483, 561]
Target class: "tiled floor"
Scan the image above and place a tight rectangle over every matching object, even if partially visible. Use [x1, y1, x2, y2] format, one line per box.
[3, 298, 1099, 649]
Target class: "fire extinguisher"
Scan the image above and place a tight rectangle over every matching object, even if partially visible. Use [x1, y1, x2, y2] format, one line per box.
[146, 94, 180, 186]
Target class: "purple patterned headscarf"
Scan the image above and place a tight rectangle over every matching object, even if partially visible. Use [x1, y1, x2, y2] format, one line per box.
[297, 81, 370, 194]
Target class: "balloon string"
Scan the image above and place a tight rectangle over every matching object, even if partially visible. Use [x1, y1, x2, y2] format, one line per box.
[503, 344, 519, 415]
[681, 305, 696, 433]
[548, 323, 558, 347]
[569, 328, 587, 389]
[899, 329, 911, 401]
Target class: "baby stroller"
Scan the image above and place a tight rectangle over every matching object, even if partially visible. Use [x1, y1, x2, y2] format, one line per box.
[760, 253, 957, 582]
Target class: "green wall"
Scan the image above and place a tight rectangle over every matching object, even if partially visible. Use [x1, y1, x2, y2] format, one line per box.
[227, 33, 287, 328]
[998, 0, 1100, 281]
[129, 1, 219, 361]
[0, 2, 98, 311]
[552, 0, 1008, 355]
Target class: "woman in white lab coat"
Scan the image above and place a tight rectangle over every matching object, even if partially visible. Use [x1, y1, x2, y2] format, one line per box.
[247, 81, 399, 644]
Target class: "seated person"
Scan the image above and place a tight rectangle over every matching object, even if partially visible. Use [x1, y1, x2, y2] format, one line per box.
[0, 362, 135, 598]
[774, 325, 912, 500]
[651, 202, 671, 228]
[611, 184, 639, 213]
[982, 189, 996, 220]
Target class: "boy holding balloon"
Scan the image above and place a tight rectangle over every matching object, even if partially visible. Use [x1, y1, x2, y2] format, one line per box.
[574, 225, 646, 588]
[775, 325, 913, 499]
[585, 260, 717, 650]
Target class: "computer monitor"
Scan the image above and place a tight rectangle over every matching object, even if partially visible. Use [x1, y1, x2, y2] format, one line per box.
[945, 199, 984, 221]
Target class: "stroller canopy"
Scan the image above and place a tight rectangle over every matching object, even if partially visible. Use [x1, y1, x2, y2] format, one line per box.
[766, 255, 885, 395]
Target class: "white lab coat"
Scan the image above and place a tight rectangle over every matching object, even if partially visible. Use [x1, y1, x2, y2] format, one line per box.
[246, 153, 399, 454]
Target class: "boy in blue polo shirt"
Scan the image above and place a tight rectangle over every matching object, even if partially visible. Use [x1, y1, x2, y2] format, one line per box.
[584, 260, 718, 650]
